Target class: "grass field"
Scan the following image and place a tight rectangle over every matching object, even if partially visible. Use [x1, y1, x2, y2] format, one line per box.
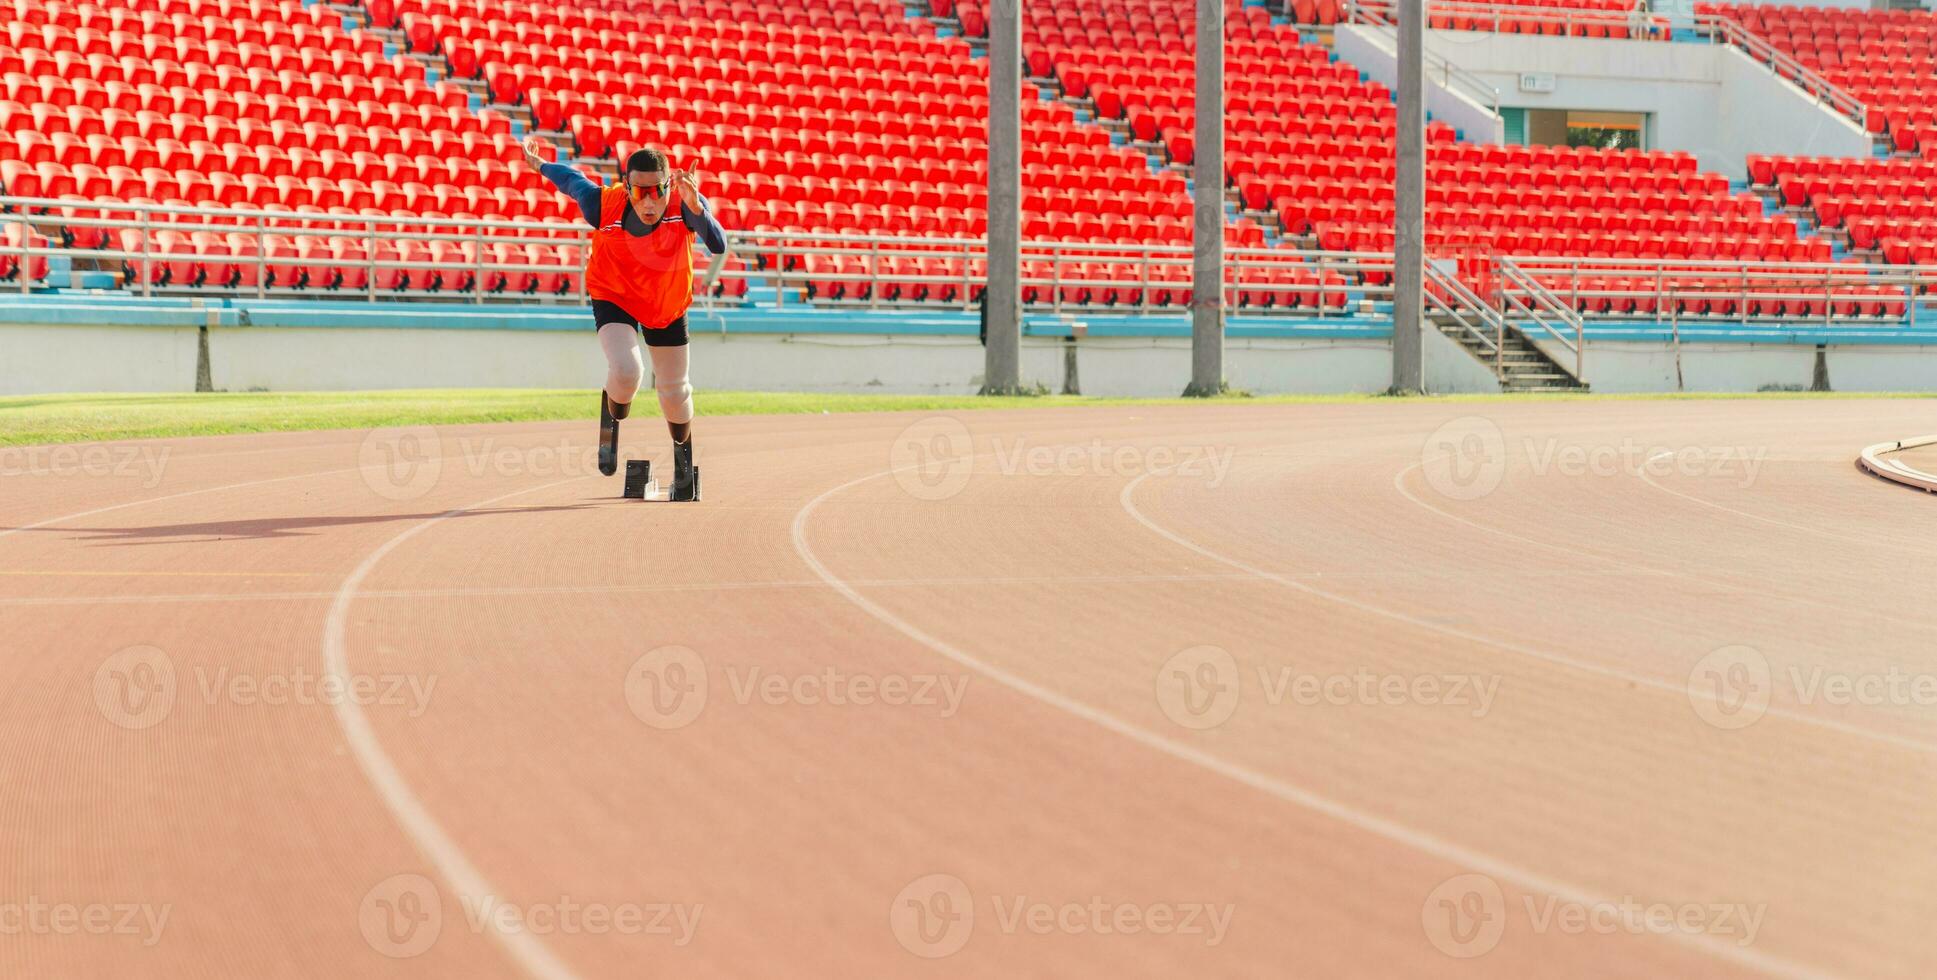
[0, 388, 1927, 447]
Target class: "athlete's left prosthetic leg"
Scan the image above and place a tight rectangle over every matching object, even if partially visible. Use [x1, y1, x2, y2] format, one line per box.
[597, 322, 645, 476]
[650, 344, 699, 501]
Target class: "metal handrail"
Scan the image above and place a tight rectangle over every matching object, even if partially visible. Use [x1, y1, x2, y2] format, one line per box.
[1423, 259, 1508, 375]
[1344, 0, 1505, 116]
[1497, 257, 1585, 379]
[0, 195, 1394, 315]
[1352, 0, 1667, 38]
[1690, 13, 1867, 129]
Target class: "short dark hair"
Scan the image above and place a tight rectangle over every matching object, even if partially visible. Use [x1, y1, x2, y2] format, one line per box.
[625, 148, 668, 176]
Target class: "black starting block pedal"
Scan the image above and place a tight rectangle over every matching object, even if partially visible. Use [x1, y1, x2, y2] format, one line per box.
[623, 459, 655, 499]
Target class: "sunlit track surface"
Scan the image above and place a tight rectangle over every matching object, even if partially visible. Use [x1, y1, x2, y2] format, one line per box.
[2, 400, 1934, 978]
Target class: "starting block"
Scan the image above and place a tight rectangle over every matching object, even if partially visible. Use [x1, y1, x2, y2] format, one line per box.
[623, 459, 658, 500]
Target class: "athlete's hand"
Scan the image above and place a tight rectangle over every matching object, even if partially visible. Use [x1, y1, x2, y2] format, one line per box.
[671, 169, 703, 209]
[522, 136, 555, 170]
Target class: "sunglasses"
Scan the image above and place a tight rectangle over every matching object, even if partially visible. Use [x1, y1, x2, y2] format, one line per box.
[629, 180, 671, 201]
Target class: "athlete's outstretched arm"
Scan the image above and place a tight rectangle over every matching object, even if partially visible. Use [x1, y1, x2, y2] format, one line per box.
[524, 136, 602, 228]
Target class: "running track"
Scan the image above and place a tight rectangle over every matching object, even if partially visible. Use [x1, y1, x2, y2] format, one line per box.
[3, 398, 1934, 978]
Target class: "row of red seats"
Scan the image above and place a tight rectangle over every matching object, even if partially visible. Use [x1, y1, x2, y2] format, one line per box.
[1550, 279, 1907, 318]
[0, 62, 469, 112]
[1286, 201, 1795, 240]
[3, 97, 510, 142]
[525, 82, 991, 134]
[1749, 153, 1936, 186]
[430, 27, 966, 81]
[2, 137, 531, 187]
[1317, 222, 1822, 261]
[1221, 127, 1459, 179]
[1428, 11, 1664, 41]
[480, 51, 975, 106]
[0, 118, 522, 165]
[1029, 39, 1323, 82]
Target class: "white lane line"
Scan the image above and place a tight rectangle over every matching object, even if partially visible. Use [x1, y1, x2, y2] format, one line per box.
[1389, 456, 1937, 637]
[790, 465, 1831, 980]
[1633, 450, 1927, 554]
[0, 572, 1267, 607]
[1127, 469, 1937, 757]
[324, 476, 591, 980]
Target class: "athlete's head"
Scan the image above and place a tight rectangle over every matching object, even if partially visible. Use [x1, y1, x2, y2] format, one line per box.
[624, 148, 673, 224]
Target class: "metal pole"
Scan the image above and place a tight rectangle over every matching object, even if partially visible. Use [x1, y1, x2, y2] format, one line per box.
[1185, 0, 1225, 396]
[981, 0, 1023, 394]
[1391, 0, 1426, 393]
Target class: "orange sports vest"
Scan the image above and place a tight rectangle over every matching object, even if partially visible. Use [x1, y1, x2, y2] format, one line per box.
[585, 185, 695, 329]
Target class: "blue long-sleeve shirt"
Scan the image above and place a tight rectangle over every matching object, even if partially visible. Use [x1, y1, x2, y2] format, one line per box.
[539, 161, 727, 255]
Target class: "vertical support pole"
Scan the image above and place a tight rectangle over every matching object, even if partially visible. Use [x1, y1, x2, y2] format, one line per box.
[982, 0, 1023, 394]
[1391, 0, 1426, 394]
[1186, 0, 1225, 396]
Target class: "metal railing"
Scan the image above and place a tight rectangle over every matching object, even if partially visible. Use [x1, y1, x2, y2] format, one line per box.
[1497, 257, 1585, 378]
[1422, 259, 1506, 373]
[0, 196, 1396, 317]
[1344, 0, 1505, 116]
[1689, 13, 1868, 130]
[1497, 255, 1930, 330]
[1350, 0, 1666, 39]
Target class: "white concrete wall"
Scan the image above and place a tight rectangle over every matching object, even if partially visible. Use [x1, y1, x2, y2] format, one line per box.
[1424, 322, 1506, 393]
[0, 322, 202, 394]
[1530, 339, 1937, 392]
[1334, 26, 1507, 145]
[12, 323, 1937, 396]
[1347, 29, 1873, 180]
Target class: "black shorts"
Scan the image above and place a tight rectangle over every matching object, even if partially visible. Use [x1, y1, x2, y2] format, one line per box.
[592, 300, 689, 347]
